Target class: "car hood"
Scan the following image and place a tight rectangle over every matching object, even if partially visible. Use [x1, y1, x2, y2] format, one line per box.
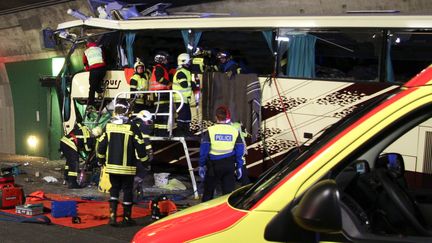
[132, 195, 248, 243]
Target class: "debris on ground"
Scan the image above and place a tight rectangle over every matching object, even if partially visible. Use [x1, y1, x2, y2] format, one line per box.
[42, 176, 58, 183]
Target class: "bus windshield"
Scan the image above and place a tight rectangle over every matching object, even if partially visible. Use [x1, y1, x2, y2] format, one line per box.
[229, 89, 397, 210]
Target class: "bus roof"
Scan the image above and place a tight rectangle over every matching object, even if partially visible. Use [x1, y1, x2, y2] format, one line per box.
[57, 15, 432, 31]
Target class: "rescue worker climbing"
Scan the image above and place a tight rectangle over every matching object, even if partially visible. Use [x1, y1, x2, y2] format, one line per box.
[149, 51, 172, 136]
[96, 99, 148, 227]
[199, 106, 245, 202]
[130, 58, 151, 113]
[83, 37, 107, 109]
[173, 53, 197, 136]
[216, 51, 242, 76]
[59, 123, 95, 189]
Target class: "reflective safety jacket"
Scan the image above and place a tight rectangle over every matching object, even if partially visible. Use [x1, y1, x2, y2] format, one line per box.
[60, 123, 94, 153]
[133, 119, 153, 160]
[191, 57, 205, 73]
[150, 64, 170, 91]
[199, 123, 245, 167]
[83, 42, 106, 71]
[96, 121, 148, 175]
[172, 68, 193, 103]
[130, 71, 150, 104]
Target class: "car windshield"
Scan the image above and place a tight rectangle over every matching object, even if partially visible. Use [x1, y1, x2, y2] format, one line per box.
[229, 90, 398, 210]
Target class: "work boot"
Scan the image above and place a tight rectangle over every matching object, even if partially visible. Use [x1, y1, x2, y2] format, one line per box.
[67, 176, 81, 189]
[108, 200, 118, 227]
[119, 203, 136, 227]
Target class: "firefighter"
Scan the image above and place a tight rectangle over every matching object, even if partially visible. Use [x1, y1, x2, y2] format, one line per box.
[83, 37, 107, 108]
[132, 110, 154, 178]
[130, 58, 151, 113]
[96, 99, 148, 227]
[198, 106, 245, 202]
[149, 51, 172, 136]
[59, 123, 95, 189]
[173, 53, 197, 136]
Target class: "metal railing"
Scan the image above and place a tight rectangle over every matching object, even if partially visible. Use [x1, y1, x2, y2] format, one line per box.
[114, 90, 184, 138]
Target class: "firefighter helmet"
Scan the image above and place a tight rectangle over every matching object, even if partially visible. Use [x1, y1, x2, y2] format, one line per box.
[154, 51, 169, 64]
[216, 51, 230, 59]
[114, 99, 130, 116]
[134, 58, 145, 71]
[177, 53, 191, 67]
[137, 110, 153, 122]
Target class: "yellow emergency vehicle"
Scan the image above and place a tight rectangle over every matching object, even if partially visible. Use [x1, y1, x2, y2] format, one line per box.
[133, 65, 432, 242]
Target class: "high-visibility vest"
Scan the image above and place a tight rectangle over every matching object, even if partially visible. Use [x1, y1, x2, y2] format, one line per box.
[84, 46, 104, 66]
[172, 68, 192, 103]
[208, 124, 239, 156]
[149, 64, 170, 91]
[60, 123, 92, 152]
[131, 73, 149, 104]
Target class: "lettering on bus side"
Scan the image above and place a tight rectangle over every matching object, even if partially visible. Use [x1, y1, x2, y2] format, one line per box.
[215, 134, 233, 141]
[104, 79, 122, 89]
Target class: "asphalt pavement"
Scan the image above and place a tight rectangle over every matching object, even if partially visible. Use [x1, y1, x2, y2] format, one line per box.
[0, 153, 202, 243]
[0, 216, 153, 243]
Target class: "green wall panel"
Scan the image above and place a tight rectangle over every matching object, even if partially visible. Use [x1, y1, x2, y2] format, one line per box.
[7, 58, 62, 159]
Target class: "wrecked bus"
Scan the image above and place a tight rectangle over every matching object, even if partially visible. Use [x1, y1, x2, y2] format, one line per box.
[55, 14, 432, 181]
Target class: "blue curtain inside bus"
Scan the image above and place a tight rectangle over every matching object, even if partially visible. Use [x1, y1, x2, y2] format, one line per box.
[261, 30, 274, 54]
[181, 30, 202, 52]
[125, 32, 136, 67]
[287, 34, 316, 78]
[386, 41, 395, 82]
[61, 65, 70, 121]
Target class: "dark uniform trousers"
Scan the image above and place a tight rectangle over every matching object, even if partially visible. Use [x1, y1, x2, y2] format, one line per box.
[202, 156, 236, 202]
[154, 93, 170, 137]
[59, 141, 79, 180]
[109, 174, 135, 203]
[175, 102, 191, 136]
[88, 66, 107, 106]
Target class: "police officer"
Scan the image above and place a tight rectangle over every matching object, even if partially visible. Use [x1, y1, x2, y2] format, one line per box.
[96, 99, 148, 227]
[60, 123, 95, 189]
[173, 53, 197, 136]
[83, 37, 106, 108]
[130, 58, 151, 113]
[199, 106, 245, 202]
[149, 51, 171, 136]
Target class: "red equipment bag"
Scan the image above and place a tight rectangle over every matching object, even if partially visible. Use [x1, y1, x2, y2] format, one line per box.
[0, 176, 14, 184]
[0, 180, 25, 209]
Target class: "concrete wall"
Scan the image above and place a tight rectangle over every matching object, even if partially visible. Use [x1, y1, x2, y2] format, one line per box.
[171, 0, 432, 15]
[0, 0, 91, 154]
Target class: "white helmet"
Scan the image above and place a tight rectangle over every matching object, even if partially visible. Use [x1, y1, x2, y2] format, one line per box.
[177, 53, 191, 67]
[137, 110, 153, 122]
[154, 51, 169, 64]
[91, 126, 103, 137]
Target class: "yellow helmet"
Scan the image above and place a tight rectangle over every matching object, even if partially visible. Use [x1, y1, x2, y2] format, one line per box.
[134, 58, 145, 71]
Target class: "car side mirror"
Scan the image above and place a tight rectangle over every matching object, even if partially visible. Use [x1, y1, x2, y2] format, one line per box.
[292, 179, 342, 233]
